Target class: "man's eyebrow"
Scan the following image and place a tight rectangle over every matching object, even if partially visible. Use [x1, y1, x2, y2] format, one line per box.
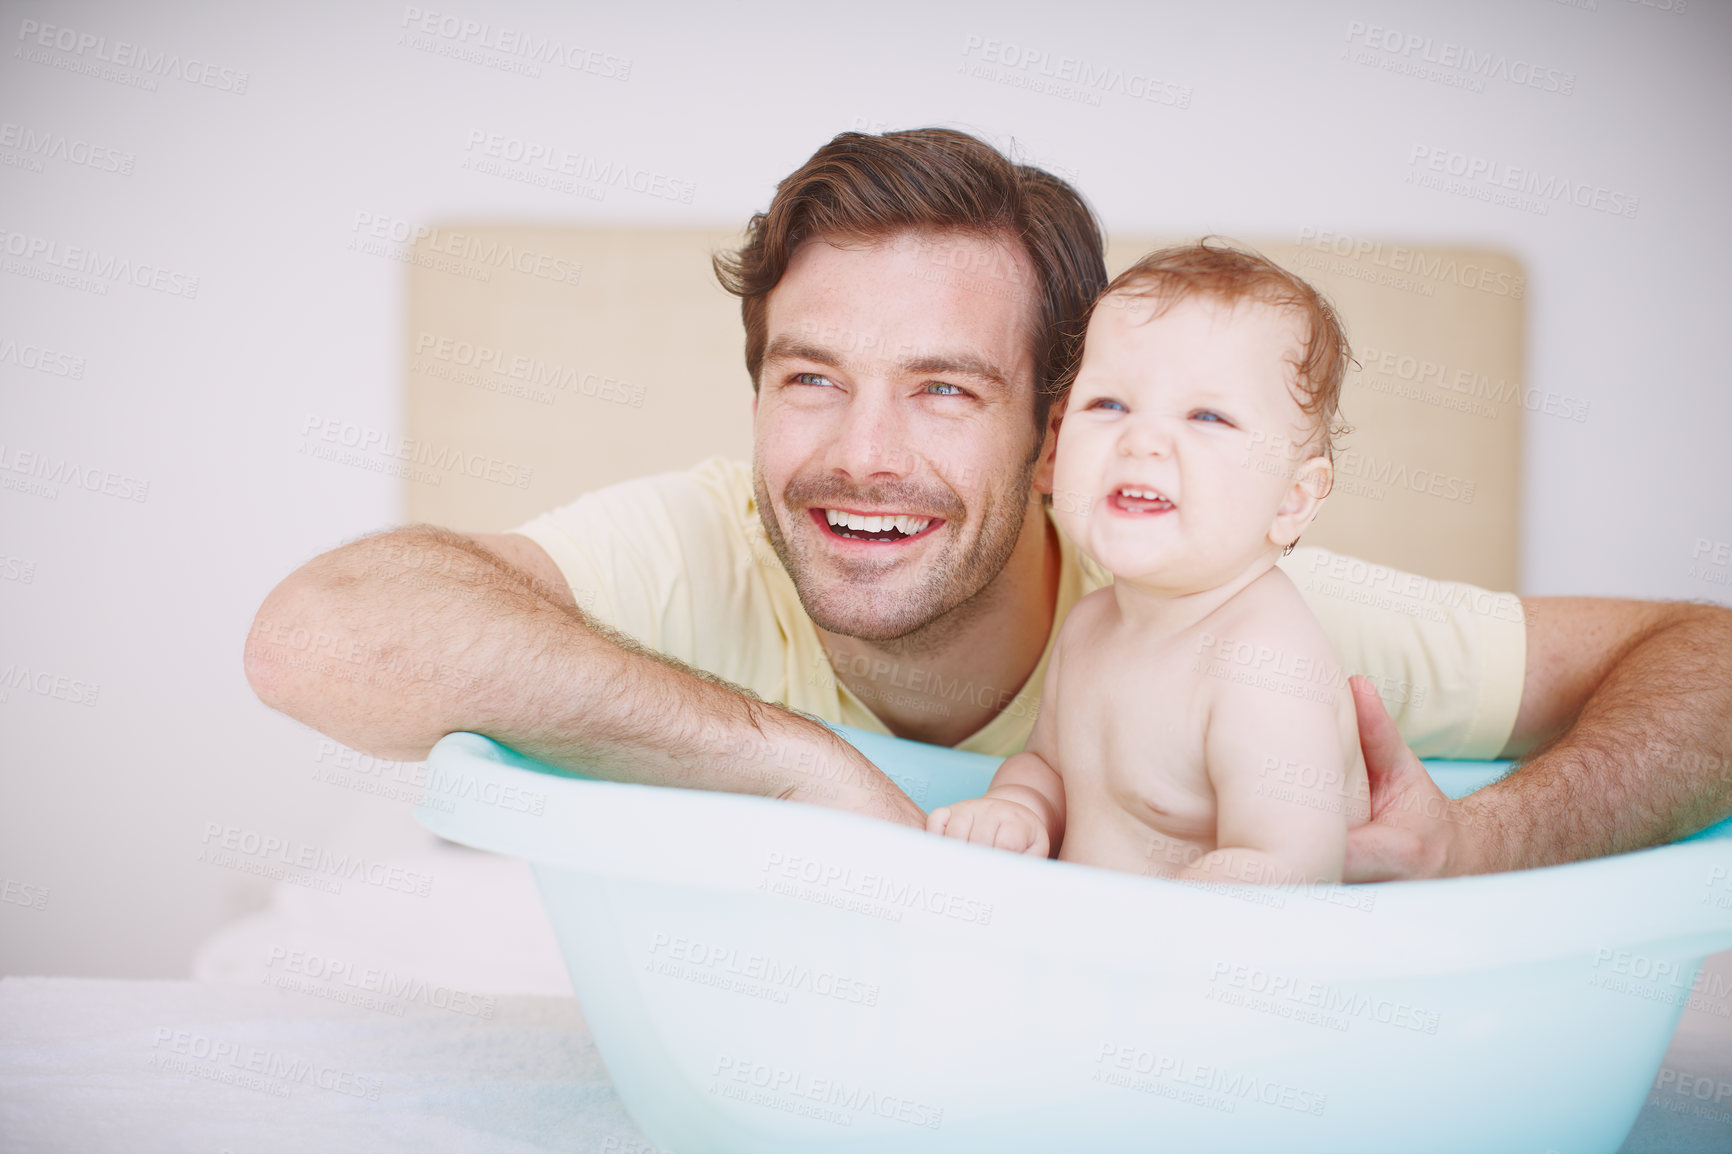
[762, 335, 842, 366]
[898, 353, 1011, 391]
[762, 336, 1014, 393]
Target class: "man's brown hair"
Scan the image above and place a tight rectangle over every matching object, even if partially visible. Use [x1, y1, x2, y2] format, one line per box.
[1088, 239, 1352, 457]
[714, 128, 1107, 433]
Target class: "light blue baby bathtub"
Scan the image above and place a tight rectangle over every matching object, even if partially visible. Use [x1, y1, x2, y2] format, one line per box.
[415, 723, 1732, 1154]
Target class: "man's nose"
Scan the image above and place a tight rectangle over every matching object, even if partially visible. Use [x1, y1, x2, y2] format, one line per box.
[831, 385, 916, 480]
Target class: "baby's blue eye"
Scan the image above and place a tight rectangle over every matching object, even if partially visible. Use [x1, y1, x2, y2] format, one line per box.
[1191, 409, 1230, 425]
[1087, 398, 1125, 412]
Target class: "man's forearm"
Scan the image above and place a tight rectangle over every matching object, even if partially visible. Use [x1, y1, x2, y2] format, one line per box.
[243, 527, 925, 826]
[1466, 602, 1732, 872]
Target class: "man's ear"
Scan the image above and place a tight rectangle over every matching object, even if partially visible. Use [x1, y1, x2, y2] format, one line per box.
[1032, 393, 1068, 495]
[1270, 454, 1333, 551]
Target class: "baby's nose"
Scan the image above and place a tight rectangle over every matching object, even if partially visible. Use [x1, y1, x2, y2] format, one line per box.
[1117, 415, 1174, 456]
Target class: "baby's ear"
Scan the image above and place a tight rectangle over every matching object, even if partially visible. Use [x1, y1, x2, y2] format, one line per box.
[1270, 455, 1333, 552]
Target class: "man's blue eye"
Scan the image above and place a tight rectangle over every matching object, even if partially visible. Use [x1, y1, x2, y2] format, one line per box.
[794, 372, 833, 387]
[926, 382, 963, 396]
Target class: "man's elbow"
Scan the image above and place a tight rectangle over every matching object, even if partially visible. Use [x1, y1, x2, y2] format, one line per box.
[241, 572, 327, 716]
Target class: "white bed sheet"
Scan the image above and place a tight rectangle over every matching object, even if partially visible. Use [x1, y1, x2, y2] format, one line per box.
[0, 977, 655, 1154]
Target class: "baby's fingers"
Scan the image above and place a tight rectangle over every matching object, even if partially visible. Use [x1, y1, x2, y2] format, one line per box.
[990, 820, 1030, 853]
[992, 820, 1049, 857]
[944, 807, 978, 843]
[925, 806, 952, 836]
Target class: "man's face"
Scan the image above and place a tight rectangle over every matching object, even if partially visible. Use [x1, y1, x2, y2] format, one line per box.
[751, 229, 1048, 643]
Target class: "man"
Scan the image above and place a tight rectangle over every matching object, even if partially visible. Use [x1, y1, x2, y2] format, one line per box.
[244, 128, 1732, 881]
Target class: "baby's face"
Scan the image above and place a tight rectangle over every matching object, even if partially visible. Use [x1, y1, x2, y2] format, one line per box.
[1052, 292, 1329, 594]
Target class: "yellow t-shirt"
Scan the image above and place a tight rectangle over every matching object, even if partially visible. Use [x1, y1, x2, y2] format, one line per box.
[511, 457, 1527, 759]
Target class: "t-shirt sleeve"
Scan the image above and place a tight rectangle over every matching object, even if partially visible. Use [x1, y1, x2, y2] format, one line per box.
[504, 463, 744, 669]
[1280, 547, 1527, 760]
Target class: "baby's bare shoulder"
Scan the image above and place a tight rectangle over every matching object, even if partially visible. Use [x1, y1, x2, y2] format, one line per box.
[1055, 585, 1115, 649]
[1198, 568, 1338, 665]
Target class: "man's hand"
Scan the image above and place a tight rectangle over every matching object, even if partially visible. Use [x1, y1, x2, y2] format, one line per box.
[1343, 675, 1477, 882]
[928, 797, 1051, 856]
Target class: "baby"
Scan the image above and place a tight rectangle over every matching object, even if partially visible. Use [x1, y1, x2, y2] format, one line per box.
[929, 243, 1368, 886]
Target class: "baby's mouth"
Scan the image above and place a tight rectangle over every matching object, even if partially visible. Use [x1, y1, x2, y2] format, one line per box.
[1111, 485, 1175, 513]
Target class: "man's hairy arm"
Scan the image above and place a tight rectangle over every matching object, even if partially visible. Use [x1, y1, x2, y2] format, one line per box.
[242, 526, 926, 827]
[1482, 597, 1732, 866]
[1348, 597, 1732, 879]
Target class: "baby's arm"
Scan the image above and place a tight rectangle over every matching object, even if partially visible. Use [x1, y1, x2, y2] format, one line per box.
[927, 643, 1068, 857]
[1177, 646, 1354, 887]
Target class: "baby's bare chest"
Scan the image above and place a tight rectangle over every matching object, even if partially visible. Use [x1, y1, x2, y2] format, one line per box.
[1049, 631, 1219, 834]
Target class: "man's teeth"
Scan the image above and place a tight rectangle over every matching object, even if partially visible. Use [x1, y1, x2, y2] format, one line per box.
[824, 509, 932, 535]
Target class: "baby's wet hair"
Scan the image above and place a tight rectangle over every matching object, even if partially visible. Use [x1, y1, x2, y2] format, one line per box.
[1072, 238, 1352, 460]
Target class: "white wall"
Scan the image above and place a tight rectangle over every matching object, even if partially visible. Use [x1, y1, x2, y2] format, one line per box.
[3, 0, 1726, 977]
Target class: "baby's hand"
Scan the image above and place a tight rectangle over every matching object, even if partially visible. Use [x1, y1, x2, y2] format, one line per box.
[926, 797, 1051, 857]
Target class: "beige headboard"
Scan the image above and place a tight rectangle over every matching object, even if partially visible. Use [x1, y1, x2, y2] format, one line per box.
[406, 228, 1523, 590]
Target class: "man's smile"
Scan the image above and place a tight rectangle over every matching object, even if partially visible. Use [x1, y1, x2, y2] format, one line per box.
[811, 506, 945, 544]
